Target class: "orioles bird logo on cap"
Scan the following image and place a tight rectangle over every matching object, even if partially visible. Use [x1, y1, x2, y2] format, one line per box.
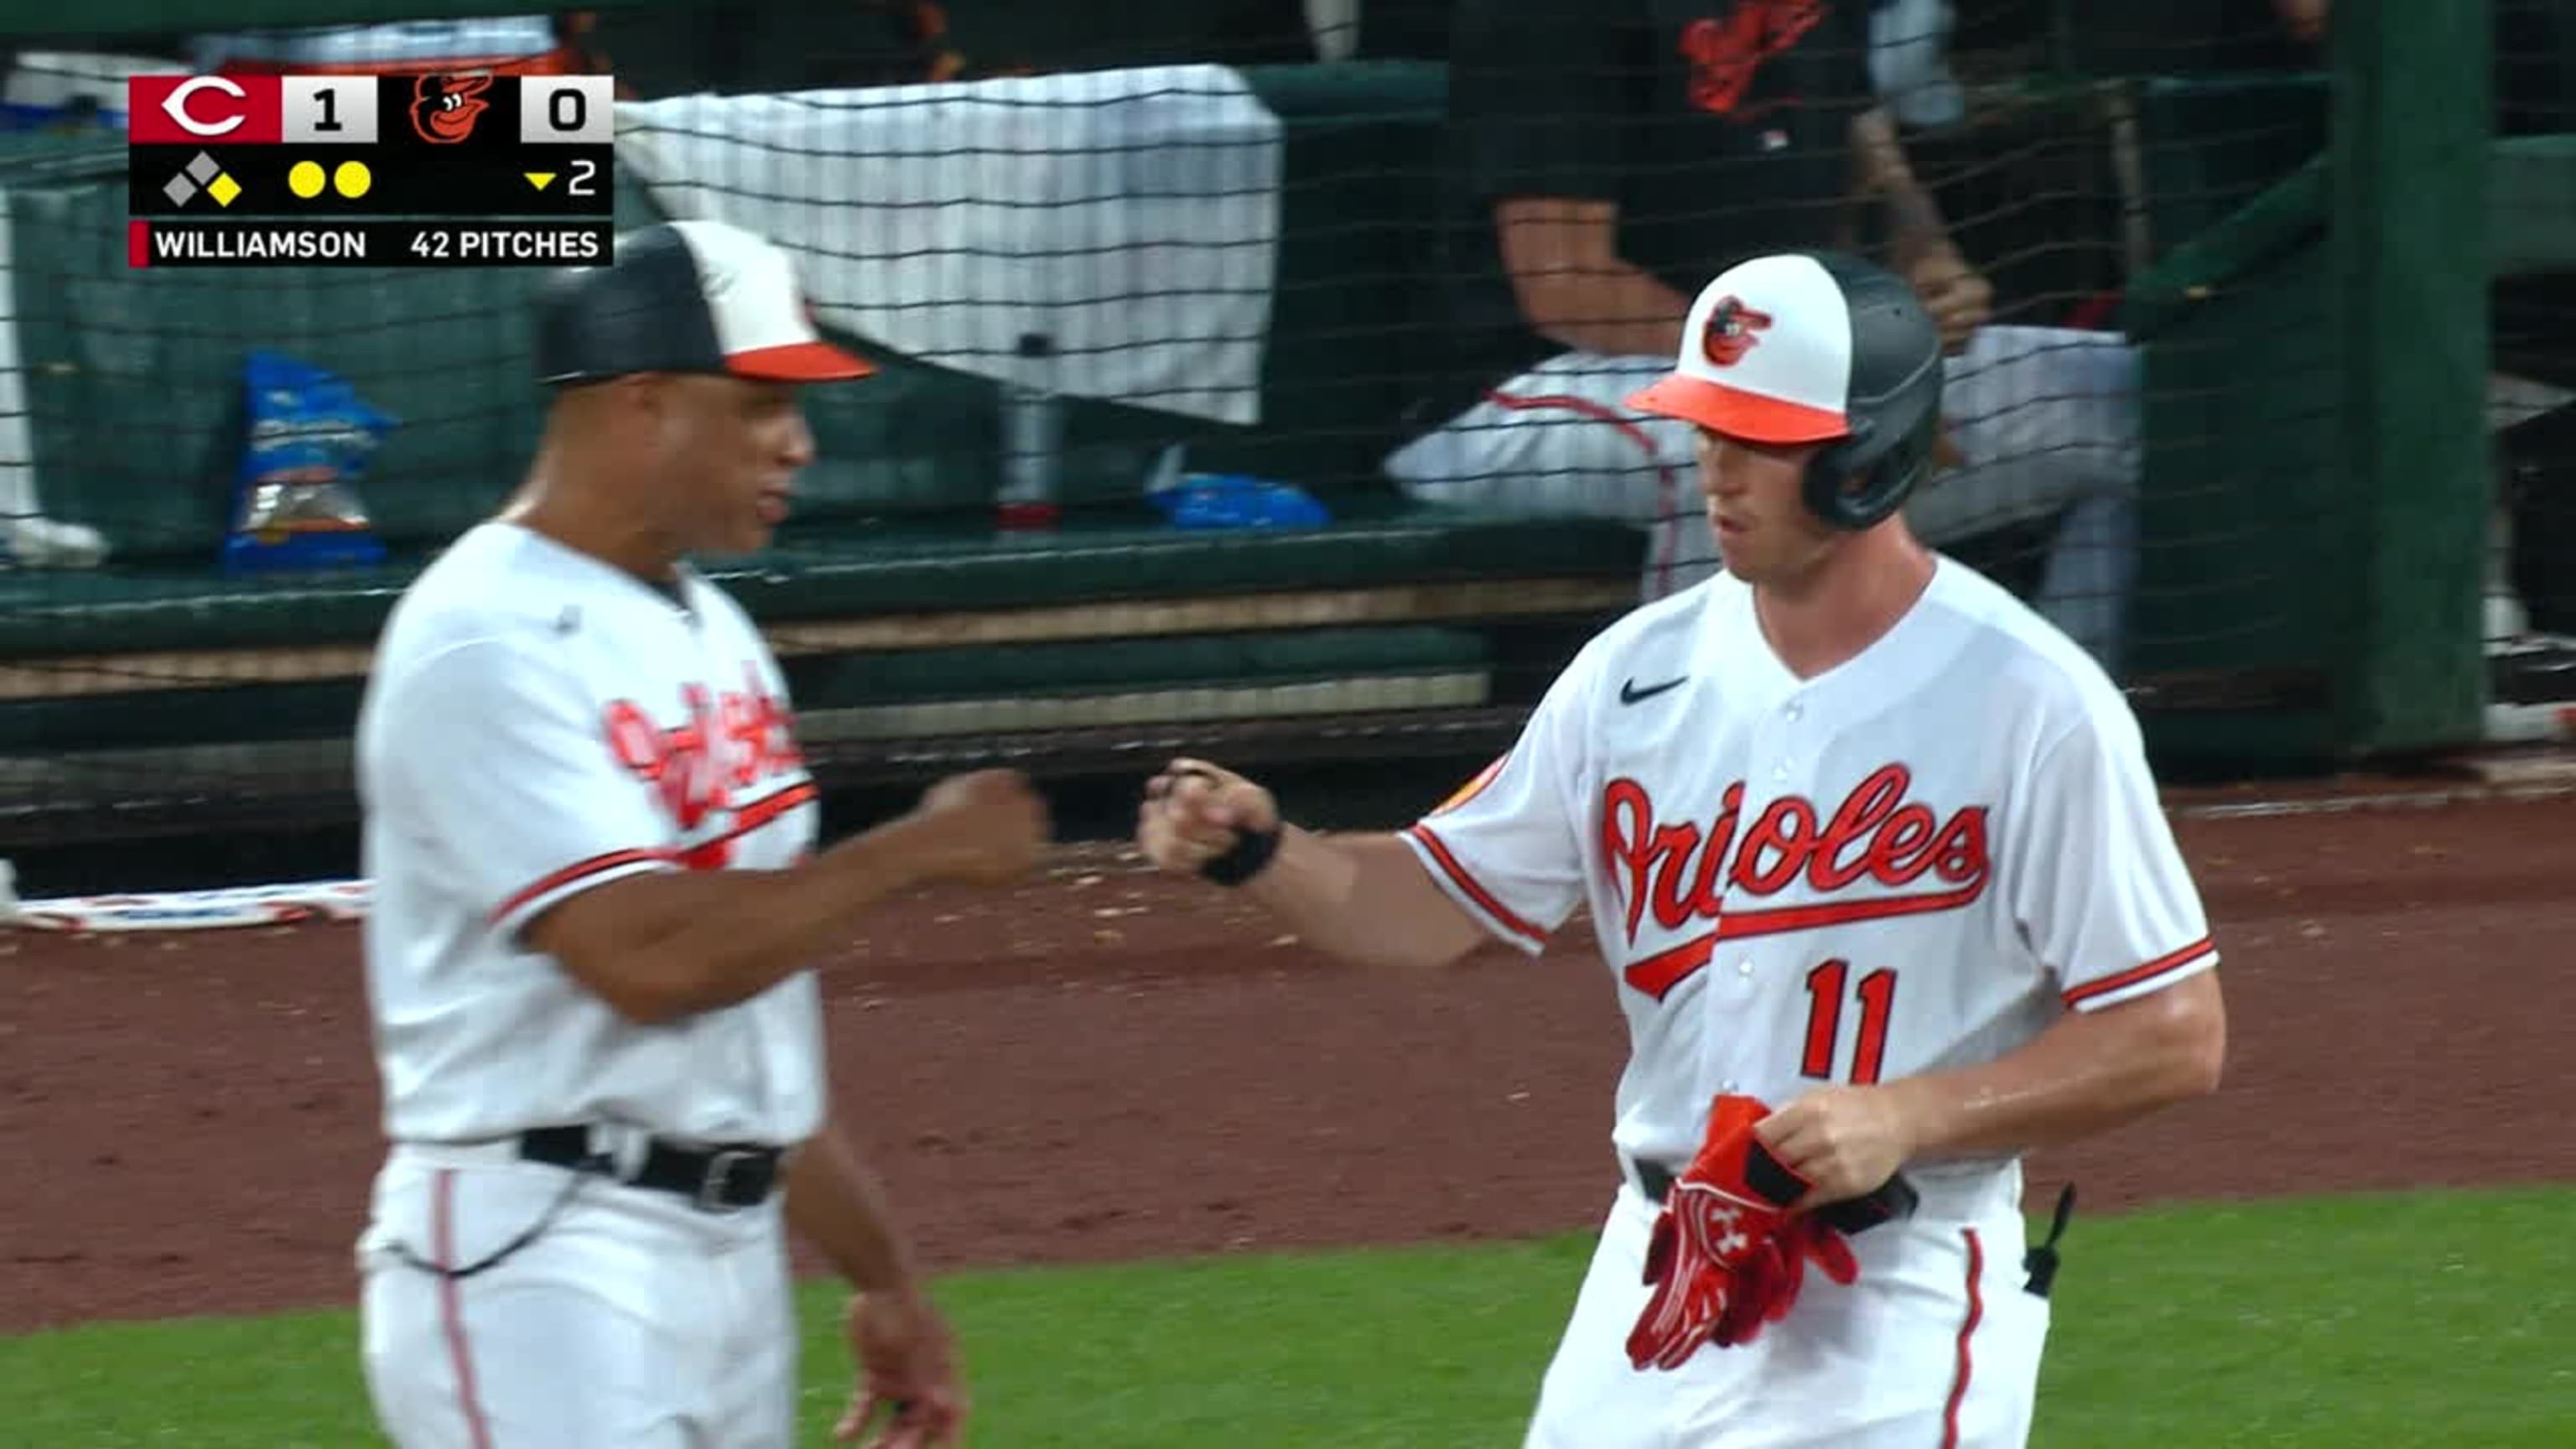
[1701, 295, 1773, 367]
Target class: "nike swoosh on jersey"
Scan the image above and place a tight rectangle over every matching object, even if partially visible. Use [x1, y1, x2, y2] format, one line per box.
[1620, 676, 1688, 704]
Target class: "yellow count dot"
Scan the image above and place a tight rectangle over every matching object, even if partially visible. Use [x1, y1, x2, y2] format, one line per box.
[288, 160, 325, 199]
[334, 160, 372, 199]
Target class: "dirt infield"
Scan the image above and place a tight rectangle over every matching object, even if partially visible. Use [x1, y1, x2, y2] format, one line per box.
[5, 788, 2573, 1334]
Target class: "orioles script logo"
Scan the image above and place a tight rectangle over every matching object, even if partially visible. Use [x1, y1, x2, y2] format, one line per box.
[603, 665, 812, 870]
[1603, 763, 1989, 1000]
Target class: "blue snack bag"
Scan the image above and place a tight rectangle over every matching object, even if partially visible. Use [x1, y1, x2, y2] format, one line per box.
[1147, 473, 1332, 532]
[221, 351, 394, 575]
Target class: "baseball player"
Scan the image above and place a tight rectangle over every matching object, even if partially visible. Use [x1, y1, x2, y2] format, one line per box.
[1136, 251, 2227, 1446]
[1389, 0, 2144, 673]
[352, 219, 1048, 1449]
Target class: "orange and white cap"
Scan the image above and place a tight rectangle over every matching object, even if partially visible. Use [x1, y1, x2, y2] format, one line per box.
[1625, 253, 1862, 444]
[532, 219, 875, 387]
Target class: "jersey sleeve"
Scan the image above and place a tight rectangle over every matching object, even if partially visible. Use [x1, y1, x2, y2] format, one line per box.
[1399, 652, 1596, 954]
[370, 635, 678, 940]
[2011, 706, 2220, 1012]
[1453, 0, 1628, 204]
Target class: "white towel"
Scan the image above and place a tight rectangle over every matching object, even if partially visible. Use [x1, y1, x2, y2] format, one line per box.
[615, 65, 1285, 427]
[186, 18, 563, 70]
[0, 184, 106, 567]
[1869, 0, 1964, 131]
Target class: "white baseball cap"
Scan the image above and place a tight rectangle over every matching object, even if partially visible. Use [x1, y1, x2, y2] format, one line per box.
[1625, 252, 1864, 444]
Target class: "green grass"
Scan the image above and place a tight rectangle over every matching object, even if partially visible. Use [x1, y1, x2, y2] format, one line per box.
[5, 1187, 2571, 1446]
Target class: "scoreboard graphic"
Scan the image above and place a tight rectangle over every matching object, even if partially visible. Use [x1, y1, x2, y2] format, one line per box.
[125, 74, 617, 267]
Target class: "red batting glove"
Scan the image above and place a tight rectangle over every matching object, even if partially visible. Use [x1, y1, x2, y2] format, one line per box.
[1626, 1095, 1808, 1373]
[1666, 1095, 1813, 1279]
[1625, 1211, 1732, 1371]
[1711, 1212, 1861, 1349]
[1711, 1229, 1794, 1350]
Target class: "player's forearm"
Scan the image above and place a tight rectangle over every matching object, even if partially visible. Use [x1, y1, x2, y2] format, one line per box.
[1494, 195, 1692, 358]
[785, 1119, 926, 1296]
[1244, 827, 1488, 971]
[652, 837, 917, 1016]
[1848, 107, 1952, 272]
[1522, 266, 1693, 360]
[1887, 974, 2227, 1159]
[566, 823, 933, 1023]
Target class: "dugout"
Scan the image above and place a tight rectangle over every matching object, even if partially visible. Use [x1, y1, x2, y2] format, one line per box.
[0, 3, 2542, 846]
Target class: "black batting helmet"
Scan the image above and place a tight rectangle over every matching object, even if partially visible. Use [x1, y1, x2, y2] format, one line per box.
[531, 220, 873, 388]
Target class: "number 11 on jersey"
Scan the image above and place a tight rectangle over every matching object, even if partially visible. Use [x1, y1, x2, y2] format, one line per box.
[1800, 959, 1898, 1084]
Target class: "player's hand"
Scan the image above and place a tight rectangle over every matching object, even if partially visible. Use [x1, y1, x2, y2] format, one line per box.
[1754, 1086, 1921, 1209]
[905, 768, 1051, 885]
[1905, 247, 1992, 354]
[1135, 757, 1279, 876]
[836, 1287, 967, 1446]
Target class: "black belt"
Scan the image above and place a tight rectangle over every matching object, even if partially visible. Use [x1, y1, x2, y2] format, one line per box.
[519, 1125, 785, 1212]
[1631, 1156, 1920, 1238]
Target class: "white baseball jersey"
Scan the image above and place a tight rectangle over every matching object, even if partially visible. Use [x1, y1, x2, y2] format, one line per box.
[1403, 557, 2217, 1171]
[356, 520, 825, 1149]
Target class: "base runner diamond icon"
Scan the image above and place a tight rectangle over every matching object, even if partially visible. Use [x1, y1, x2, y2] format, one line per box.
[165, 152, 242, 208]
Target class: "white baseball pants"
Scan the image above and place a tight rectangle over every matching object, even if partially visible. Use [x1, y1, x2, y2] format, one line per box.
[357, 1143, 800, 1448]
[1519, 1168, 2053, 1448]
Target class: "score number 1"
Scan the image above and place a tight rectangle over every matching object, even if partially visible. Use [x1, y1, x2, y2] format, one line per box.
[281, 76, 382, 143]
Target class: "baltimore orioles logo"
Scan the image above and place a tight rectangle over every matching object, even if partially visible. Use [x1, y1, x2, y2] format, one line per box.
[1700, 296, 1772, 366]
[409, 75, 491, 144]
[1678, 0, 1828, 118]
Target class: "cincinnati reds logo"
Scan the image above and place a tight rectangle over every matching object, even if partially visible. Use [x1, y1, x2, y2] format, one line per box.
[603, 667, 809, 870]
[410, 75, 491, 144]
[1701, 296, 1772, 366]
[158, 75, 251, 137]
[1602, 764, 1991, 1000]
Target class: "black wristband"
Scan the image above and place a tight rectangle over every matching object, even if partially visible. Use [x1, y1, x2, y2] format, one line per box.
[1199, 823, 1282, 886]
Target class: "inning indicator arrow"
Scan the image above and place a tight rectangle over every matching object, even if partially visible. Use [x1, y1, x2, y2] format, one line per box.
[525, 172, 556, 191]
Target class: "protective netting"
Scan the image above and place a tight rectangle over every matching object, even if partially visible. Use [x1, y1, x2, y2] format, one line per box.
[2486, 0, 2576, 730]
[0, 2, 2563, 844]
